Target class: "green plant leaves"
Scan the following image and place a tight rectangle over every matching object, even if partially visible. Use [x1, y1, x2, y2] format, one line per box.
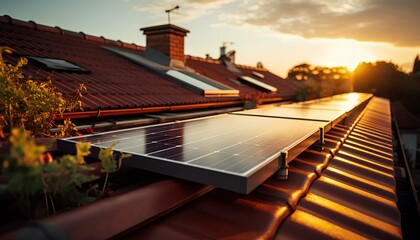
[0, 47, 87, 138]
[76, 142, 91, 165]
[1, 128, 99, 218]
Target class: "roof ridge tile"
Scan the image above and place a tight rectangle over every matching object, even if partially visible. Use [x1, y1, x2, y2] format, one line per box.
[35, 23, 62, 34]
[0, 15, 12, 24]
[62, 29, 85, 39]
[186, 55, 221, 65]
[11, 17, 37, 29]
[84, 34, 106, 43]
[1, 14, 145, 52]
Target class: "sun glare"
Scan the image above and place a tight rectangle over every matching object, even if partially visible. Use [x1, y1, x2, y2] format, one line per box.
[322, 40, 377, 71]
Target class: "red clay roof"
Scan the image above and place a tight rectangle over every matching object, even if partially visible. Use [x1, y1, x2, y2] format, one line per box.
[0, 14, 403, 239]
[0, 15, 296, 113]
[3, 97, 401, 239]
[187, 56, 296, 101]
[123, 97, 401, 240]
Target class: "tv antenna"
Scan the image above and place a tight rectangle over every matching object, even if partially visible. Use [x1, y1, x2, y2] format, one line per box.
[165, 5, 179, 24]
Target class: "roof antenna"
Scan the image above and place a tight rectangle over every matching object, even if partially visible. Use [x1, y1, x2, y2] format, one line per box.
[165, 5, 179, 24]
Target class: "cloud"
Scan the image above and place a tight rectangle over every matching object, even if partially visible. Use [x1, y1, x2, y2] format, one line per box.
[222, 0, 420, 47]
[133, 0, 233, 22]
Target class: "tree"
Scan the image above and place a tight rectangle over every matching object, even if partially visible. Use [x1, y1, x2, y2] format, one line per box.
[287, 63, 352, 101]
[353, 61, 408, 100]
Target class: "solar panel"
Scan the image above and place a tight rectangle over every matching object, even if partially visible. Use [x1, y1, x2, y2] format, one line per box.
[103, 46, 239, 97]
[27, 56, 90, 73]
[252, 71, 264, 79]
[166, 70, 239, 97]
[58, 92, 372, 194]
[233, 106, 346, 125]
[166, 70, 220, 90]
[103, 46, 168, 71]
[238, 76, 277, 92]
[58, 114, 327, 194]
[282, 93, 372, 112]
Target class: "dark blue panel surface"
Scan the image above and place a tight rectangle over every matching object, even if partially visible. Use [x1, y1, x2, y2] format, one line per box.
[58, 93, 372, 194]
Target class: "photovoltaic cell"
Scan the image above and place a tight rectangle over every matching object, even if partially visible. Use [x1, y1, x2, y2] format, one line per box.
[58, 114, 326, 193]
[58, 92, 372, 194]
[232, 106, 346, 123]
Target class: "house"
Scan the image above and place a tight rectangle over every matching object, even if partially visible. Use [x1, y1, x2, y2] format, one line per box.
[0, 15, 419, 239]
[0, 15, 295, 125]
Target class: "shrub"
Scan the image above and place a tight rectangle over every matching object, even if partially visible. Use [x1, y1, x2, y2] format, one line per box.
[0, 47, 86, 139]
[1, 128, 97, 218]
[1, 127, 132, 219]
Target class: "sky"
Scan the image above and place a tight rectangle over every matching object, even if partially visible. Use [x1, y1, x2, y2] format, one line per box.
[1, 0, 419, 77]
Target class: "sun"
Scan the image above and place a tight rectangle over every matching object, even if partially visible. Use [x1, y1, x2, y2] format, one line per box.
[322, 39, 377, 71]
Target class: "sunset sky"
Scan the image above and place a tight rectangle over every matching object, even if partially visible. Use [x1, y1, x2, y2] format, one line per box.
[1, 0, 419, 77]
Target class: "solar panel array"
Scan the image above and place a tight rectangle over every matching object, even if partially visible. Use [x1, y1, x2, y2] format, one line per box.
[58, 93, 372, 194]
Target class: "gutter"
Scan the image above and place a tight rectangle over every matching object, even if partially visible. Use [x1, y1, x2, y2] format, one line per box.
[55, 101, 244, 120]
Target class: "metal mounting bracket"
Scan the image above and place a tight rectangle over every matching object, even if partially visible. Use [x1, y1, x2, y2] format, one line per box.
[277, 151, 289, 179]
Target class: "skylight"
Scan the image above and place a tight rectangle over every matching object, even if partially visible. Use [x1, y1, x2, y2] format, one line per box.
[166, 70, 239, 97]
[103, 46, 239, 97]
[27, 56, 90, 73]
[252, 71, 264, 79]
[103, 46, 168, 71]
[238, 76, 277, 92]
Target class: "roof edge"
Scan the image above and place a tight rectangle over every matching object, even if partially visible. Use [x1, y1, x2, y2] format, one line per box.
[0, 14, 145, 52]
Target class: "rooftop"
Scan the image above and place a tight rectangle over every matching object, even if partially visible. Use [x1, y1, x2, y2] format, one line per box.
[0, 15, 296, 120]
[0, 15, 419, 240]
[2, 95, 417, 239]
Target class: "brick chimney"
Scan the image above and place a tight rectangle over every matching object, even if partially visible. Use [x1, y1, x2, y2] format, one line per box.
[140, 24, 189, 63]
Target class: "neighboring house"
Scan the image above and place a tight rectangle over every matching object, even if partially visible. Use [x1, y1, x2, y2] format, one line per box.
[1, 15, 419, 239]
[0, 15, 296, 123]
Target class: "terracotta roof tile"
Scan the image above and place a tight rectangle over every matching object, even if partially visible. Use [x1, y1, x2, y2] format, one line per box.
[123, 97, 402, 239]
[186, 57, 296, 100]
[0, 97, 403, 239]
[1, 16, 296, 114]
[0, 14, 404, 239]
[0, 17, 224, 111]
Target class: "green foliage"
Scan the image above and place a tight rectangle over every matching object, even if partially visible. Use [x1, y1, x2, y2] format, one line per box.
[0, 47, 86, 138]
[288, 63, 351, 82]
[98, 143, 132, 196]
[1, 128, 46, 218]
[42, 152, 98, 212]
[295, 81, 334, 101]
[67, 83, 87, 111]
[58, 119, 79, 138]
[288, 63, 352, 101]
[1, 128, 98, 218]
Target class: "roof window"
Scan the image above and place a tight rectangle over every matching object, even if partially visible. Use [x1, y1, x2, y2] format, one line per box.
[103, 46, 239, 97]
[252, 71, 264, 79]
[27, 56, 90, 73]
[167, 70, 239, 97]
[238, 76, 277, 92]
